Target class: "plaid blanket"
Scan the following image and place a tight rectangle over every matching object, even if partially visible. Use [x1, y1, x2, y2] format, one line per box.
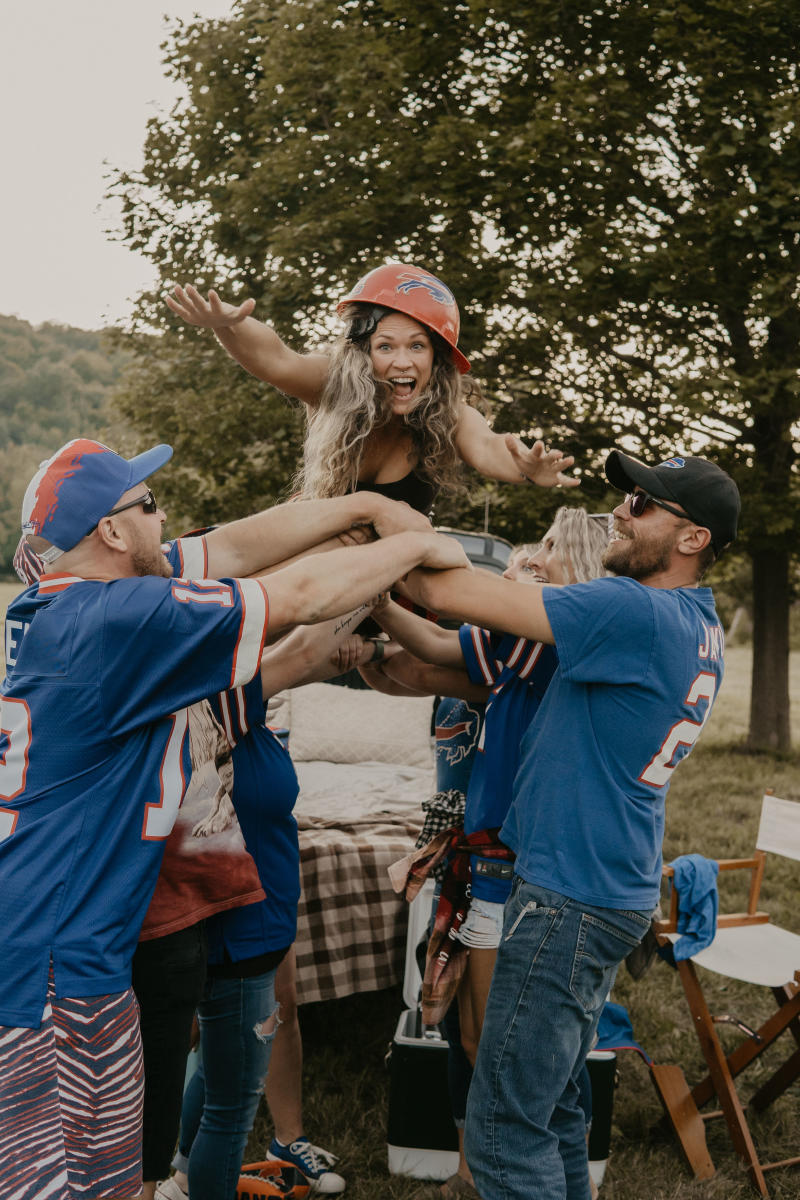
[294, 814, 422, 1005]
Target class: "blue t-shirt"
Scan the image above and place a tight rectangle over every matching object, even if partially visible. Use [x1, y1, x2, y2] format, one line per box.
[502, 577, 725, 912]
[0, 565, 269, 1028]
[460, 625, 558, 901]
[205, 680, 301, 963]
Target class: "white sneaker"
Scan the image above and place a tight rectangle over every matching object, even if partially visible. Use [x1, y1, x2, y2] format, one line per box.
[267, 1137, 346, 1194]
[155, 1178, 188, 1200]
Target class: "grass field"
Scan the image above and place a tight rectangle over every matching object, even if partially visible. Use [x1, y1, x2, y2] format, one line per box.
[2, 582, 799, 1197]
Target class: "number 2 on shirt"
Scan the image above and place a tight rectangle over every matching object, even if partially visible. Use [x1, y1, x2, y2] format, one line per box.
[639, 671, 717, 787]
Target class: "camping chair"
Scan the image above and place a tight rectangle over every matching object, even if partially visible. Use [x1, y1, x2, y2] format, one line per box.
[650, 791, 800, 1197]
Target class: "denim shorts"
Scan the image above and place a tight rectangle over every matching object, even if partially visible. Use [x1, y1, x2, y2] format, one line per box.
[455, 897, 506, 948]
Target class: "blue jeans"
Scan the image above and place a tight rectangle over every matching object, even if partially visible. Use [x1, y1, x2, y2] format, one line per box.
[464, 878, 650, 1200]
[174, 971, 278, 1200]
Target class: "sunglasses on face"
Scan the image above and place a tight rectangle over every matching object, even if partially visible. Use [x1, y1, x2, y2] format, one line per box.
[626, 490, 687, 521]
[106, 488, 159, 518]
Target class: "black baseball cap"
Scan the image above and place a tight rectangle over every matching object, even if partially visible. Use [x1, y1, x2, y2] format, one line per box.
[605, 451, 740, 553]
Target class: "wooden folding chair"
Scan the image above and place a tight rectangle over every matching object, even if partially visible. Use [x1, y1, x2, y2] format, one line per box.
[650, 792, 800, 1196]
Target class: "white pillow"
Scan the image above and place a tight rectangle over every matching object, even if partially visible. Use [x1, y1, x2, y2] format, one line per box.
[288, 682, 434, 768]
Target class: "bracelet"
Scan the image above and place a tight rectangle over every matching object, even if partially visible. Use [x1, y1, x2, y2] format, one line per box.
[369, 638, 386, 662]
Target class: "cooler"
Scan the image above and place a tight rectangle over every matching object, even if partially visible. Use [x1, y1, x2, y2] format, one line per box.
[387, 1008, 460, 1180]
[587, 1048, 618, 1187]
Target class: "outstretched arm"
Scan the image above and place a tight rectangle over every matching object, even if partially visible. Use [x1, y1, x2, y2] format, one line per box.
[165, 285, 329, 405]
[405, 563, 557, 645]
[360, 644, 490, 702]
[260, 608, 376, 697]
[202, 491, 433, 580]
[454, 403, 579, 488]
[261, 530, 471, 640]
[371, 598, 464, 667]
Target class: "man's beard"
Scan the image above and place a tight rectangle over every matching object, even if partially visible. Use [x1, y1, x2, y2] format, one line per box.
[130, 530, 173, 579]
[602, 529, 674, 581]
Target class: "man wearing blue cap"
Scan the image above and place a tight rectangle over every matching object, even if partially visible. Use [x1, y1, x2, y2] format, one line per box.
[0, 437, 468, 1200]
[403, 450, 741, 1200]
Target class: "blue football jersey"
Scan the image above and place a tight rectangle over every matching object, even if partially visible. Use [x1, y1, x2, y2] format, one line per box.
[459, 624, 558, 900]
[0, 566, 269, 1027]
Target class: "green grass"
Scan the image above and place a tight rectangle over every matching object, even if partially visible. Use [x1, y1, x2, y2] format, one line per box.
[3, 583, 799, 1196]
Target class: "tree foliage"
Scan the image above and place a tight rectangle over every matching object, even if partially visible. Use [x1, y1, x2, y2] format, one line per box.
[110, 0, 800, 748]
[0, 316, 130, 573]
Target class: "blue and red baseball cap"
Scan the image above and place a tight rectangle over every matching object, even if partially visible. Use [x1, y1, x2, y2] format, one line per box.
[21, 438, 173, 562]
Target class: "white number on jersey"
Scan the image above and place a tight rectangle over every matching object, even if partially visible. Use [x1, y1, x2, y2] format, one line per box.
[0, 698, 32, 842]
[171, 580, 234, 607]
[639, 671, 717, 788]
[1, 700, 190, 844]
[142, 707, 190, 840]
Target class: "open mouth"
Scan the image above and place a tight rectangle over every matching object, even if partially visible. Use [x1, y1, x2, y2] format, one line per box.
[388, 376, 417, 400]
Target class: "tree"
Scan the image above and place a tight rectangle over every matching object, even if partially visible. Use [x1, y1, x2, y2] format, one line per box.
[111, 0, 800, 749]
[0, 316, 130, 572]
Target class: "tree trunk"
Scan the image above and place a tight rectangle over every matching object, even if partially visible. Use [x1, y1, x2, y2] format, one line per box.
[748, 548, 791, 751]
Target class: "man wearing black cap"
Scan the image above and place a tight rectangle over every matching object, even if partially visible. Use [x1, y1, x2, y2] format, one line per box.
[0, 437, 469, 1200]
[403, 450, 740, 1200]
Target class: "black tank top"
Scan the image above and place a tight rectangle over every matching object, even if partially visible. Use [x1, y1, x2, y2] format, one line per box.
[354, 471, 436, 517]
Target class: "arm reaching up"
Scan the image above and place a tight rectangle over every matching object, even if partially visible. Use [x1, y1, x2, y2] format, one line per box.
[454, 404, 579, 487]
[165, 284, 328, 405]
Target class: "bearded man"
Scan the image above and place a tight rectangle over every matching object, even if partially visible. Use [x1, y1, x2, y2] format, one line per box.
[402, 449, 740, 1200]
[0, 437, 467, 1200]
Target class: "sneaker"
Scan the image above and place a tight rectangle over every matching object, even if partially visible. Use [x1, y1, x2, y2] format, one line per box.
[267, 1137, 346, 1194]
[154, 1179, 188, 1200]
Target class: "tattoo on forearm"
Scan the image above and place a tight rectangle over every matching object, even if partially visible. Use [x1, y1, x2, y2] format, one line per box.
[333, 601, 370, 636]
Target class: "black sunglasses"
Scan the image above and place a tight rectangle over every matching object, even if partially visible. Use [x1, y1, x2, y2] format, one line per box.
[627, 490, 687, 521]
[106, 488, 159, 518]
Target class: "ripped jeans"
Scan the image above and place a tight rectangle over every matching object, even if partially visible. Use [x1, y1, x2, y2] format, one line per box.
[174, 969, 278, 1200]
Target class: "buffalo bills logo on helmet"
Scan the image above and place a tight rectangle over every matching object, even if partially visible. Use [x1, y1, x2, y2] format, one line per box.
[395, 272, 455, 307]
[661, 457, 686, 469]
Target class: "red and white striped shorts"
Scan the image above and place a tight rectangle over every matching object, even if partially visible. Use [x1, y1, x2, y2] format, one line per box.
[0, 975, 144, 1200]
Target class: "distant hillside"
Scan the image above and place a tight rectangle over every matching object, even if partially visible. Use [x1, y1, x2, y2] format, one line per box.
[0, 314, 131, 573]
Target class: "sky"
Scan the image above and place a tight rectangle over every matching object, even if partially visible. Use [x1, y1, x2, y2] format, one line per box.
[1, 1, 236, 331]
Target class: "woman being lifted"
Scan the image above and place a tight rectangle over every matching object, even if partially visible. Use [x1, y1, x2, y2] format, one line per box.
[167, 262, 578, 510]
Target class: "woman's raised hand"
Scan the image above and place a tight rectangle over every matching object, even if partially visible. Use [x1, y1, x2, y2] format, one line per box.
[504, 434, 580, 488]
[166, 284, 256, 329]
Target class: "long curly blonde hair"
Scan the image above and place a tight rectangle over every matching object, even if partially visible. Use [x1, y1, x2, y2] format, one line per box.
[293, 305, 473, 499]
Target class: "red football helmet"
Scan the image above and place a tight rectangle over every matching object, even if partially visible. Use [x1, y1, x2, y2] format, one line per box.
[337, 262, 471, 374]
[235, 1161, 311, 1199]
